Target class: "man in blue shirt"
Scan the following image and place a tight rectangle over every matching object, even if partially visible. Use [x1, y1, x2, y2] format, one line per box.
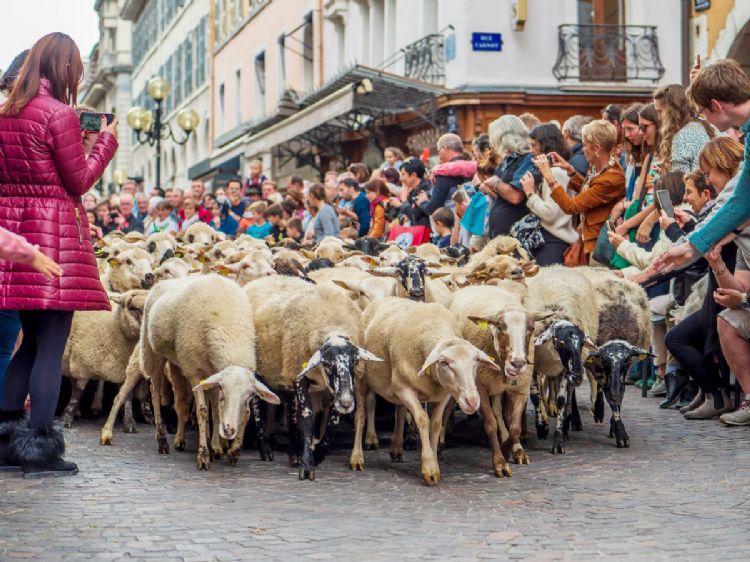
[338, 178, 370, 237]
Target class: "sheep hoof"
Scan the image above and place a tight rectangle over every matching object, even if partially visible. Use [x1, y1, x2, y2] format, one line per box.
[349, 453, 365, 471]
[421, 467, 441, 485]
[614, 421, 630, 448]
[173, 438, 185, 451]
[226, 449, 240, 465]
[298, 467, 315, 481]
[364, 434, 379, 450]
[196, 447, 211, 470]
[99, 433, 112, 446]
[62, 415, 74, 429]
[288, 455, 300, 468]
[158, 436, 170, 454]
[512, 449, 530, 465]
[551, 431, 565, 454]
[403, 435, 418, 451]
[122, 423, 137, 434]
[258, 441, 274, 462]
[389, 449, 403, 463]
[495, 464, 512, 478]
[536, 423, 549, 439]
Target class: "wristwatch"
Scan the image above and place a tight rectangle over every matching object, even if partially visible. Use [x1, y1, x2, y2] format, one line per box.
[742, 292, 750, 309]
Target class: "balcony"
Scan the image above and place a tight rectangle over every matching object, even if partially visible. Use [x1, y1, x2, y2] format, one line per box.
[380, 33, 446, 85]
[552, 24, 665, 83]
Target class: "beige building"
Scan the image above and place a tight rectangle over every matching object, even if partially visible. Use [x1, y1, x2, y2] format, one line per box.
[691, 0, 750, 75]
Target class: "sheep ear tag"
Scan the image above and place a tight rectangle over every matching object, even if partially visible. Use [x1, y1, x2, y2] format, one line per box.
[477, 320, 489, 331]
[296, 351, 322, 381]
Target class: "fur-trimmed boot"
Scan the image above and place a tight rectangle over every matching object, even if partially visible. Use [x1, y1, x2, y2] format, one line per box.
[0, 409, 26, 472]
[7, 424, 78, 478]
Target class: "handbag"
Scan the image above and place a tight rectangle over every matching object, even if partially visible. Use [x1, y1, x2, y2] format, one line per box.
[592, 223, 615, 265]
[511, 214, 545, 255]
[564, 238, 587, 267]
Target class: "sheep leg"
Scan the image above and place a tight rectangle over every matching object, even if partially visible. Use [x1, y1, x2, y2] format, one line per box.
[603, 388, 629, 448]
[520, 401, 529, 445]
[100, 360, 143, 445]
[429, 395, 451, 457]
[389, 405, 406, 462]
[529, 372, 549, 439]
[208, 390, 224, 460]
[403, 411, 418, 451]
[548, 376, 560, 417]
[551, 378, 568, 454]
[594, 384, 605, 423]
[169, 370, 192, 452]
[251, 397, 274, 461]
[122, 396, 136, 434]
[295, 379, 316, 481]
[226, 405, 251, 464]
[587, 370, 598, 404]
[137, 380, 154, 424]
[479, 385, 512, 478]
[437, 398, 454, 460]
[569, 387, 583, 432]
[502, 392, 531, 465]
[144, 356, 169, 454]
[91, 380, 105, 417]
[349, 378, 369, 471]
[62, 378, 88, 429]
[396, 388, 440, 485]
[287, 395, 301, 468]
[314, 408, 340, 467]
[491, 394, 510, 445]
[191, 382, 212, 470]
[363, 390, 379, 450]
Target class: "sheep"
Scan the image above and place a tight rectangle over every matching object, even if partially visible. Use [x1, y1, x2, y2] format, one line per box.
[576, 267, 652, 448]
[350, 297, 500, 485]
[62, 290, 148, 431]
[368, 255, 449, 301]
[342, 237, 390, 256]
[154, 257, 200, 282]
[300, 236, 360, 264]
[273, 257, 314, 282]
[205, 240, 240, 264]
[467, 235, 530, 268]
[244, 275, 382, 480]
[212, 249, 277, 285]
[449, 285, 553, 474]
[140, 274, 280, 470]
[179, 222, 218, 250]
[523, 265, 599, 454]
[145, 231, 177, 265]
[338, 255, 378, 271]
[310, 266, 400, 310]
[304, 258, 336, 272]
[102, 246, 155, 292]
[378, 244, 408, 266]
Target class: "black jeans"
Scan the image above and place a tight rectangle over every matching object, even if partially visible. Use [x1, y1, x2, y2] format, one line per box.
[1, 310, 74, 429]
[665, 309, 725, 394]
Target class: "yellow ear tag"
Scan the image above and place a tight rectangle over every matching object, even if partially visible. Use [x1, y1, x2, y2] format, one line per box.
[477, 320, 489, 331]
[199, 379, 207, 386]
[302, 361, 309, 369]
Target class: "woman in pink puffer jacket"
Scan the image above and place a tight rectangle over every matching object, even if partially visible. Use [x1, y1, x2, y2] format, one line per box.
[0, 33, 118, 478]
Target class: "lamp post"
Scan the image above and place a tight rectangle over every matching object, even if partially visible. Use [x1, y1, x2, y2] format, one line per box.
[127, 77, 199, 190]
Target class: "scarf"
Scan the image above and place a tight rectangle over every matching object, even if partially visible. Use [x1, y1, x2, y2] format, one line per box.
[370, 195, 386, 215]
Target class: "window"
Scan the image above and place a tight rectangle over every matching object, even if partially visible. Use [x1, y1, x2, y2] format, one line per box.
[132, 0, 158, 67]
[371, 0, 384, 65]
[218, 83, 225, 133]
[303, 12, 314, 91]
[277, 35, 286, 89]
[165, 56, 173, 114]
[196, 17, 207, 85]
[174, 44, 183, 107]
[235, 69, 242, 124]
[255, 51, 266, 114]
[184, 36, 193, 98]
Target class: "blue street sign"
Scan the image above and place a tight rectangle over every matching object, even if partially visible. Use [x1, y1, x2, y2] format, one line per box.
[472, 33, 502, 52]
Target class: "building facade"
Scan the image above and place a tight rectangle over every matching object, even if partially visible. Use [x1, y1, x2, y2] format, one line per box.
[121, 0, 211, 190]
[690, 0, 750, 76]
[80, 0, 134, 195]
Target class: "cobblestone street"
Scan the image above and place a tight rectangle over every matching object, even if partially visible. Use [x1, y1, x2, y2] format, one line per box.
[2, 387, 750, 561]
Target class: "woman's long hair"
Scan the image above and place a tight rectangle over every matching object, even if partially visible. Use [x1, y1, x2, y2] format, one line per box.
[638, 103, 661, 154]
[653, 84, 715, 170]
[621, 103, 644, 163]
[529, 123, 570, 161]
[1, 32, 83, 116]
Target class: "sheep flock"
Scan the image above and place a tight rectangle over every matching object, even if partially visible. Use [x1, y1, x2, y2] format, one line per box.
[65, 224, 651, 485]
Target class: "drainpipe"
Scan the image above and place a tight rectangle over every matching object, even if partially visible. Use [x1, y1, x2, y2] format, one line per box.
[317, 0, 324, 86]
[681, 0, 690, 85]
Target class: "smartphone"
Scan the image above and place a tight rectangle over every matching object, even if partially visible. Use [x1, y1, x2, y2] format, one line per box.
[695, 54, 700, 67]
[656, 190, 675, 219]
[607, 218, 616, 231]
[79, 112, 115, 132]
[547, 154, 554, 166]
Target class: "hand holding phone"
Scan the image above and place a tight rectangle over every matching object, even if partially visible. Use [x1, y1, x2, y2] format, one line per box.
[79, 111, 115, 132]
[656, 189, 675, 219]
[607, 218, 616, 231]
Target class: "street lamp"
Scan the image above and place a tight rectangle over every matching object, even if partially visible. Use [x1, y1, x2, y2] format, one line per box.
[128, 77, 199, 190]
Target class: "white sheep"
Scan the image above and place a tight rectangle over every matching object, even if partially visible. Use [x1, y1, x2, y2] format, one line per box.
[145, 231, 177, 265]
[102, 246, 155, 292]
[212, 249, 277, 285]
[62, 290, 148, 432]
[449, 285, 552, 474]
[350, 297, 500, 485]
[179, 222, 218, 250]
[244, 275, 381, 480]
[140, 274, 280, 470]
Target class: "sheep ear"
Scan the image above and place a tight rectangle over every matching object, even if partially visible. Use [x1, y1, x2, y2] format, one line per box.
[418, 344, 443, 376]
[192, 373, 223, 392]
[474, 347, 502, 372]
[530, 310, 556, 323]
[426, 269, 451, 279]
[107, 257, 122, 267]
[585, 352, 600, 366]
[368, 267, 398, 278]
[583, 335, 599, 352]
[356, 347, 383, 362]
[343, 250, 363, 258]
[341, 243, 357, 251]
[535, 324, 555, 346]
[332, 279, 360, 294]
[630, 346, 654, 360]
[189, 267, 202, 274]
[210, 263, 233, 276]
[467, 316, 497, 331]
[300, 249, 317, 259]
[253, 378, 281, 405]
[296, 350, 323, 380]
[406, 246, 418, 254]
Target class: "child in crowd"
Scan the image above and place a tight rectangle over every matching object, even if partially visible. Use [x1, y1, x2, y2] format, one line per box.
[246, 201, 272, 239]
[267, 204, 284, 243]
[148, 200, 179, 234]
[244, 159, 268, 197]
[285, 218, 303, 243]
[431, 207, 455, 248]
[180, 198, 201, 231]
[450, 189, 471, 248]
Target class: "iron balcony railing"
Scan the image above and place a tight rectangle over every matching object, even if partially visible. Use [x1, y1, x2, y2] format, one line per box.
[552, 24, 665, 82]
[379, 33, 446, 85]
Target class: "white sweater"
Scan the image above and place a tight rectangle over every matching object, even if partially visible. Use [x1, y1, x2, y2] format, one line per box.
[525, 167, 579, 245]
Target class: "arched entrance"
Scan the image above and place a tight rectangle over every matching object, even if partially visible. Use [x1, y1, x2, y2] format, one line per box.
[727, 19, 750, 76]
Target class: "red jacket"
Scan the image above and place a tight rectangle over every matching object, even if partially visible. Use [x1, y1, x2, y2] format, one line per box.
[0, 79, 117, 311]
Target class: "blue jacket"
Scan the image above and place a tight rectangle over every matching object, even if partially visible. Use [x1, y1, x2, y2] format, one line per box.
[353, 191, 371, 237]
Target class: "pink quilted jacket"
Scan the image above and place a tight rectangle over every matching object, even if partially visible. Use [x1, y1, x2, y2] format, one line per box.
[0, 79, 117, 311]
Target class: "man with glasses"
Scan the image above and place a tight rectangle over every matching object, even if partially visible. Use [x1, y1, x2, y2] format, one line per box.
[415, 133, 471, 218]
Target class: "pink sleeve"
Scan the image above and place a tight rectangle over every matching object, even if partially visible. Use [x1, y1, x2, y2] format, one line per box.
[0, 227, 36, 265]
[46, 106, 118, 197]
[433, 160, 477, 178]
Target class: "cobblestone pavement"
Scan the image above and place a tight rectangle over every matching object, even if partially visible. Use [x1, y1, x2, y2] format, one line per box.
[2, 386, 750, 561]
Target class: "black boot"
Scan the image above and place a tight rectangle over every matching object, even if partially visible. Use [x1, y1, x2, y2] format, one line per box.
[0, 409, 26, 472]
[659, 369, 689, 409]
[8, 424, 78, 478]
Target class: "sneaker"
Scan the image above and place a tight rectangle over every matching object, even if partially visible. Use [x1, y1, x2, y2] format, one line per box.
[720, 400, 750, 426]
[649, 379, 666, 397]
